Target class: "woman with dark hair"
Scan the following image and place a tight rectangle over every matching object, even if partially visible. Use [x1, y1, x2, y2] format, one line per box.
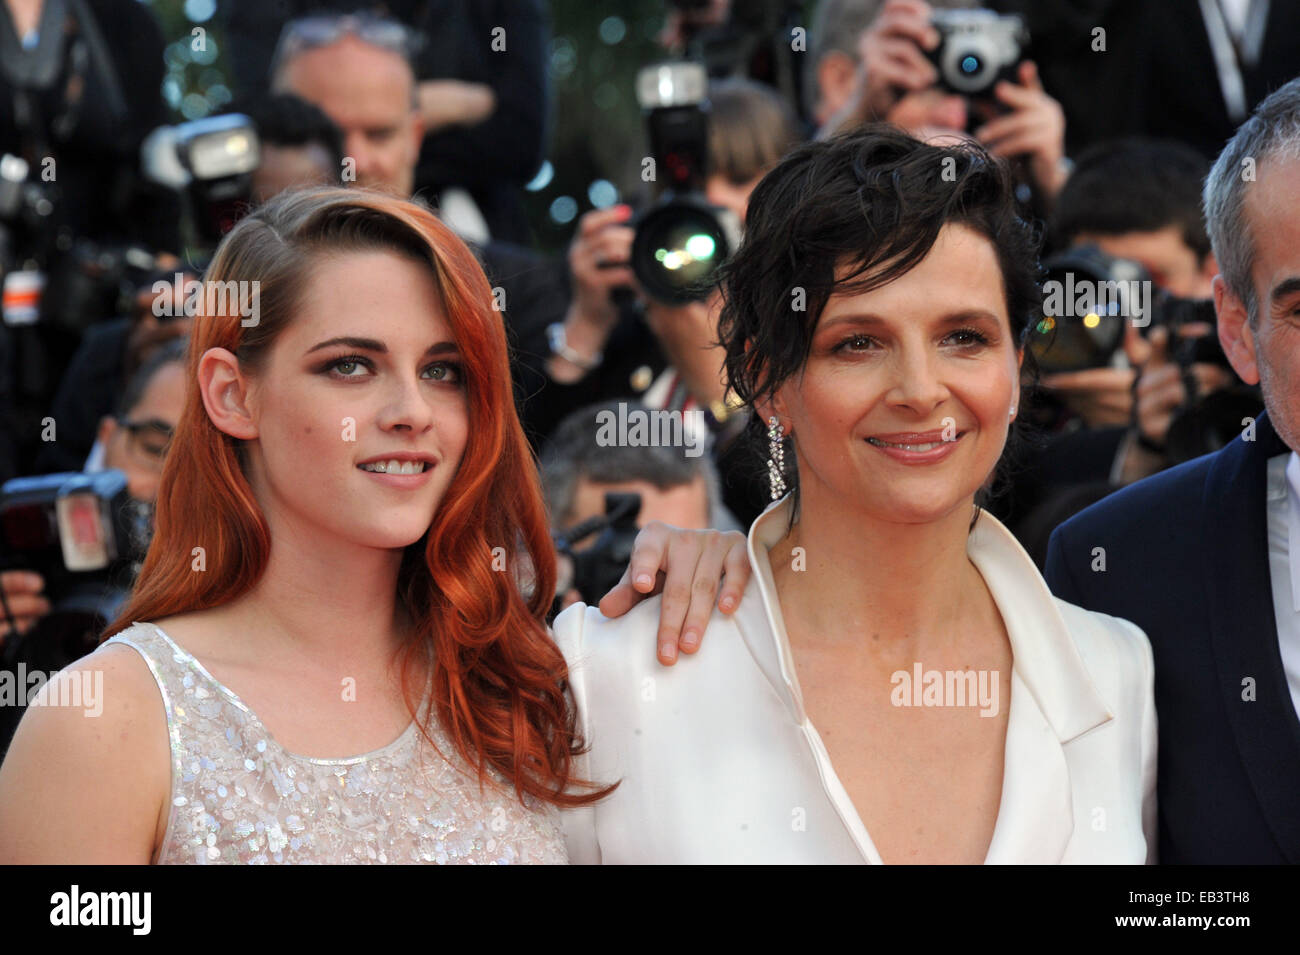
[0, 185, 742, 864]
[556, 127, 1157, 864]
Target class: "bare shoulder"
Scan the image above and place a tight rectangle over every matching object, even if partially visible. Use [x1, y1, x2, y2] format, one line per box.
[0, 634, 171, 863]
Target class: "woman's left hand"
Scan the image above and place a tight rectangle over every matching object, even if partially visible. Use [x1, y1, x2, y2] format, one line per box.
[598, 523, 752, 666]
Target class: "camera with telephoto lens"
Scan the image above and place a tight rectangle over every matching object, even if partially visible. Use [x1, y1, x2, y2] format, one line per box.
[0, 469, 152, 670]
[550, 493, 642, 616]
[1028, 244, 1262, 462]
[629, 62, 741, 304]
[1028, 245, 1227, 374]
[927, 9, 1026, 100]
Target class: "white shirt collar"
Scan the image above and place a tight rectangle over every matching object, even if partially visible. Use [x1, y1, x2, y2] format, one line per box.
[1283, 451, 1300, 612]
[742, 493, 1113, 743]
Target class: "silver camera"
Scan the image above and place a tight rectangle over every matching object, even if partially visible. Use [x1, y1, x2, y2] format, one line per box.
[927, 9, 1027, 97]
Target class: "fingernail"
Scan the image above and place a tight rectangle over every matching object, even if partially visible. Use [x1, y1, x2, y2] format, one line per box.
[720, 596, 736, 612]
[635, 574, 653, 589]
[659, 643, 676, 663]
[681, 630, 699, 651]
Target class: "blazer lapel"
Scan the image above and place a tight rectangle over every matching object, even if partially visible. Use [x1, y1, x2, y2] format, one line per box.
[740, 495, 808, 720]
[970, 513, 1113, 863]
[982, 670, 1075, 863]
[1201, 409, 1300, 861]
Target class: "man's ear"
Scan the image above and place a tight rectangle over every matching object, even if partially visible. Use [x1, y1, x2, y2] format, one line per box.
[1213, 274, 1260, 385]
[197, 347, 260, 440]
[816, 51, 858, 124]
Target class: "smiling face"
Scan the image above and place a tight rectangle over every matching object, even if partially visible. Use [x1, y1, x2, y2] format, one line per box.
[238, 250, 469, 551]
[771, 223, 1022, 525]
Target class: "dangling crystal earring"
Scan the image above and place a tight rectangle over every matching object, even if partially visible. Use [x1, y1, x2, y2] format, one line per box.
[767, 416, 787, 501]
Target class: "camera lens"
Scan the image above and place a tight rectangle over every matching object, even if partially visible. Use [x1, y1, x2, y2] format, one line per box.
[1027, 307, 1126, 375]
[632, 199, 734, 304]
[942, 38, 996, 94]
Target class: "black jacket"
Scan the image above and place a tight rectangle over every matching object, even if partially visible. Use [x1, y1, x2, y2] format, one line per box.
[1046, 410, 1300, 863]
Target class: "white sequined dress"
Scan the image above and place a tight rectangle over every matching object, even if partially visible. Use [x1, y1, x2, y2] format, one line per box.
[102, 621, 569, 864]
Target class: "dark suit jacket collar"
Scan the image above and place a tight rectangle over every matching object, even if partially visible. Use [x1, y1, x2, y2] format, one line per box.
[1202, 409, 1300, 861]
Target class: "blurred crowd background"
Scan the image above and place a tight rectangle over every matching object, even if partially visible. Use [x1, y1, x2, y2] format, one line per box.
[3, 0, 1299, 752]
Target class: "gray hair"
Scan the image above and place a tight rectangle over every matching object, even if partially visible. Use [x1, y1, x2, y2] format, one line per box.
[539, 400, 728, 529]
[1203, 76, 1300, 324]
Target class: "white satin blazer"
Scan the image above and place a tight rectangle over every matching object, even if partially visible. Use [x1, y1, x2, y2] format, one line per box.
[554, 495, 1157, 864]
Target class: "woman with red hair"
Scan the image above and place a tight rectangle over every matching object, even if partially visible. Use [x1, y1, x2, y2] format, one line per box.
[0, 186, 740, 864]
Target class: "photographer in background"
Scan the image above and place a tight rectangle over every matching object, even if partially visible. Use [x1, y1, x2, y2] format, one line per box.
[0, 336, 186, 755]
[1003, 139, 1256, 564]
[0, 0, 180, 477]
[527, 77, 801, 435]
[809, 0, 1069, 205]
[540, 399, 739, 611]
[522, 77, 802, 526]
[31, 263, 196, 475]
[1043, 139, 1239, 481]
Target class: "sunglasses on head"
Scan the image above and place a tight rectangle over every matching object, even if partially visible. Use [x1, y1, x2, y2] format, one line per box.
[272, 13, 423, 67]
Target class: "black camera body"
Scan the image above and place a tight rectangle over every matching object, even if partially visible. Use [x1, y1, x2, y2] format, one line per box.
[927, 9, 1026, 99]
[0, 469, 149, 667]
[141, 113, 261, 246]
[1030, 244, 1225, 375]
[1028, 244, 1262, 462]
[552, 492, 642, 613]
[630, 62, 741, 304]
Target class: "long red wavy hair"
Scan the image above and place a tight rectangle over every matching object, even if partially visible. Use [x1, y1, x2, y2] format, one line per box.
[103, 186, 611, 808]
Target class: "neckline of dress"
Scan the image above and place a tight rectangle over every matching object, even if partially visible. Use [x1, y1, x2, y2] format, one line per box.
[741, 497, 1020, 865]
[137, 620, 427, 766]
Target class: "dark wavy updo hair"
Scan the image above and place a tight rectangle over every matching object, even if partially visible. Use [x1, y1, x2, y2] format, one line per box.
[716, 124, 1043, 519]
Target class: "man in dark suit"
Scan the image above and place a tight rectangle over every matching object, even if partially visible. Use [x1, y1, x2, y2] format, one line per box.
[1046, 77, 1300, 863]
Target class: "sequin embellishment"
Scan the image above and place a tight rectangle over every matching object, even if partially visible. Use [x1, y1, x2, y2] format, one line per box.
[103, 622, 568, 865]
